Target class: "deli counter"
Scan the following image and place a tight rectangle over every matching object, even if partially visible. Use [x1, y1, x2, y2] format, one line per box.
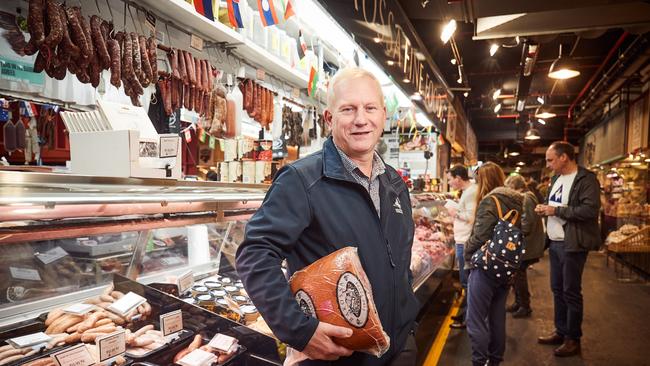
[0, 171, 281, 366]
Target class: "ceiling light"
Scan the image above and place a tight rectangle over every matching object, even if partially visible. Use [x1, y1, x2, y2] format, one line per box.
[441, 19, 457, 44]
[516, 167, 521, 172]
[373, 37, 381, 43]
[517, 161, 525, 166]
[451, 58, 457, 65]
[524, 124, 541, 140]
[457, 77, 463, 84]
[492, 89, 501, 100]
[534, 106, 556, 119]
[463, 92, 469, 97]
[537, 96, 545, 105]
[548, 44, 580, 79]
[410, 92, 422, 101]
[509, 151, 520, 157]
[490, 44, 500, 56]
[631, 162, 642, 166]
[645, 158, 650, 162]
[516, 99, 525, 112]
[403, 78, 411, 83]
[494, 103, 502, 113]
[537, 119, 546, 125]
[386, 60, 395, 66]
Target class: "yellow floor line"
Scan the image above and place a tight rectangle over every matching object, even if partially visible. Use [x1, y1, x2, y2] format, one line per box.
[422, 295, 462, 366]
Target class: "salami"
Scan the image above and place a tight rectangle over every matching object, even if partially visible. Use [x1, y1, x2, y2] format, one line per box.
[176, 48, 186, 83]
[168, 49, 180, 80]
[107, 39, 121, 88]
[90, 15, 110, 70]
[172, 78, 180, 111]
[33, 51, 47, 73]
[42, 0, 63, 51]
[185, 51, 196, 86]
[75, 7, 94, 68]
[130, 32, 146, 85]
[194, 57, 201, 91]
[26, 0, 46, 50]
[89, 56, 101, 88]
[183, 84, 190, 109]
[146, 37, 158, 78]
[57, 4, 80, 59]
[244, 79, 253, 114]
[260, 87, 268, 126]
[161, 79, 172, 115]
[65, 7, 90, 60]
[139, 35, 153, 85]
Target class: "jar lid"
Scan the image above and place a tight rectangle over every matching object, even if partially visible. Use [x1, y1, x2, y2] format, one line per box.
[193, 285, 208, 292]
[224, 286, 239, 293]
[221, 277, 232, 284]
[234, 295, 247, 303]
[240, 305, 257, 314]
[211, 289, 226, 297]
[217, 298, 228, 306]
[197, 294, 213, 301]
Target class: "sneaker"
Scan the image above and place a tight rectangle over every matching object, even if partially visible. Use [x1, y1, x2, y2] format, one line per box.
[512, 307, 532, 318]
[506, 303, 519, 313]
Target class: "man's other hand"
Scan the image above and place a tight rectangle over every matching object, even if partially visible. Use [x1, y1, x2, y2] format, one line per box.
[302, 322, 354, 361]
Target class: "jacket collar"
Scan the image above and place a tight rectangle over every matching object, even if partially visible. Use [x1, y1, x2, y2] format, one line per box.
[322, 137, 354, 182]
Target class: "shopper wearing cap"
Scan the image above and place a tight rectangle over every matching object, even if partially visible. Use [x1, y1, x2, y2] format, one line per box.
[504, 175, 544, 318]
[236, 67, 418, 366]
[446, 164, 478, 329]
[535, 141, 601, 357]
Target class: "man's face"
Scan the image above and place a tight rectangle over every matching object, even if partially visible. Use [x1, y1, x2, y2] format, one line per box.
[448, 173, 462, 190]
[324, 76, 385, 158]
[545, 147, 566, 175]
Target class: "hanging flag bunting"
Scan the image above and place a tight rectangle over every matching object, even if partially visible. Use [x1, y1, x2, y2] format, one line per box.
[307, 67, 319, 97]
[437, 133, 445, 146]
[227, 0, 244, 28]
[258, 0, 279, 27]
[297, 30, 307, 59]
[194, 0, 216, 21]
[184, 129, 192, 143]
[283, 0, 295, 20]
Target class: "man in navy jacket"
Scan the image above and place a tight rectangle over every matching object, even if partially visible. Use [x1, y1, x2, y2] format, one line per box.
[236, 67, 418, 365]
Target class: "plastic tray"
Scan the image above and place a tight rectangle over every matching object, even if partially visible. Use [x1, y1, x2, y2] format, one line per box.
[125, 329, 194, 360]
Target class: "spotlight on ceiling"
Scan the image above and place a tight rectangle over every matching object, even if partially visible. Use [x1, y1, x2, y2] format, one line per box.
[451, 58, 457, 65]
[537, 119, 546, 125]
[548, 44, 580, 79]
[457, 76, 463, 84]
[463, 92, 469, 97]
[492, 89, 501, 100]
[441, 19, 457, 44]
[490, 44, 500, 56]
[517, 161, 526, 166]
[373, 37, 381, 43]
[494, 103, 502, 113]
[403, 78, 411, 83]
[410, 92, 422, 101]
[517, 99, 525, 112]
[525, 123, 542, 140]
[537, 96, 545, 105]
[534, 106, 556, 119]
[386, 60, 395, 66]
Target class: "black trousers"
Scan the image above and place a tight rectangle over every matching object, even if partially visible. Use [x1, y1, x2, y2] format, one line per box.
[511, 262, 531, 309]
[387, 334, 417, 366]
[549, 241, 588, 340]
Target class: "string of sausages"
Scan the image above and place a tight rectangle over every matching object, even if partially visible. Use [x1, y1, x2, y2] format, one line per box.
[240, 78, 274, 131]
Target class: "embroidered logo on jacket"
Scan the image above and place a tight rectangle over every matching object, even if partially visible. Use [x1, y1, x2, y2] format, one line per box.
[393, 197, 403, 214]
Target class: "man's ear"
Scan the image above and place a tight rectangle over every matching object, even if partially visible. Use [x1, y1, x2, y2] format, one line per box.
[324, 110, 333, 128]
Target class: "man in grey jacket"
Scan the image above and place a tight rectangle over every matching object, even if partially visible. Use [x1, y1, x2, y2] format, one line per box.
[535, 141, 601, 358]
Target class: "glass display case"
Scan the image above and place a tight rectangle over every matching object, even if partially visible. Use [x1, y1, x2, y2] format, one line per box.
[0, 171, 281, 365]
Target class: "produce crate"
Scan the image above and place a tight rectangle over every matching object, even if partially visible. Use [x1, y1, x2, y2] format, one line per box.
[607, 227, 650, 253]
[606, 227, 650, 281]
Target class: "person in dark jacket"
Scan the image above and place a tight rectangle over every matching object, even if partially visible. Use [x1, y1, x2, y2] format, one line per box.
[535, 141, 601, 357]
[464, 162, 523, 366]
[236, 67, 418, 366]
[504, 175, 544, 318]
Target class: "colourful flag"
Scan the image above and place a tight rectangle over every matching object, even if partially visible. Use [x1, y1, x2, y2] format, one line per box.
[194, 0, 216, 21]
[258, 0, 279, 27]
[437, 133, 445, 146]
[227, 0, 244, 28]
[297, 30, 306, 59]
[284, 0, 295, 20]
[307, 67, 319, 96]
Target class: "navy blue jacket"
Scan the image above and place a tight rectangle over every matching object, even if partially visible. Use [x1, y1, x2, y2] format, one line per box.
[236, 138, 418, 365]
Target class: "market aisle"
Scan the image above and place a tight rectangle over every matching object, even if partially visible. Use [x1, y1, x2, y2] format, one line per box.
[433, 252, 650, 366]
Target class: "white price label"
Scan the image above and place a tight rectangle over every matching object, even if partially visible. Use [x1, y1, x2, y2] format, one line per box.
[8, 332, 51, 348]
[107, 292, 146, 316]
[177, 270, 194, 294]
[226, 74, 233, 86]
[159, 136, 179, 158]
[292, 87, 300, 99]
[97, 330, 126, 362]
[177, 348, 217, 366]
[207, 333, 237, 353]
[190, 34, 204, 51]
[256, 68, 266, 81]
[35, 246, 69, 265]
[160, 310, 183, 336]
[63, 303, 94, 316]
[10, 266, 41, 281]
[51, 344, 95, 366]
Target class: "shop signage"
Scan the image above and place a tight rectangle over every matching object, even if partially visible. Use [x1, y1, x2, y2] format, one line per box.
[583, 109, 627, 165]
[190, 34, 204, 51]
[319, 0, 449, 126]
[0, 57, 45, 86]
[51, 344, 95, 366]
[627, 93, 649, 153]
[177, 270, 195, 294]
[465, 122, 478, 165]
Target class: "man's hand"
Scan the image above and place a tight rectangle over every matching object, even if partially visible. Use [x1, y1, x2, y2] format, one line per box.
[302, 322, 354, 361]
[535, 204, 556, 217]
[447, 207, 458, 218]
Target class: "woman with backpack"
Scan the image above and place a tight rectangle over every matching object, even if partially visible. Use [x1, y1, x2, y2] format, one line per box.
[504, 175, 545, 318]
[464, 162, 523, 366]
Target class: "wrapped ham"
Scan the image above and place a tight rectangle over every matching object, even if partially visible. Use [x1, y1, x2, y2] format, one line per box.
[289, 247, 390, 358]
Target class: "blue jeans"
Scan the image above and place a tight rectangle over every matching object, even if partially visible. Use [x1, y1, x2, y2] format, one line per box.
[549, 241, 588, 340]
[466, 269, 509, 365]
[456, 243, 468, 318]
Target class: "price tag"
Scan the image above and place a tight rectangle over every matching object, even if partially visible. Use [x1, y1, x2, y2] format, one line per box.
[63, 303, 95, 316]
[190, 34, 204, 51]
[292, 88, 300, 99]
[35, 246, 69, 265]
[107, 292, 146, 316]
[51, 344, 95, 366]
[256, 68, 266, 81]
[207, 333, 237, 353]
[177, 348, 217, 366]
[237, 66, 246, 79]
[160, 136, 179, 158]
[160, 310, 183, 336]
[177, 270, 194, 294]
[97, 330, 126, 362]
[10, 266, 41, 281]
[209, 136, 216, 150]
[8, 332, 51, 348]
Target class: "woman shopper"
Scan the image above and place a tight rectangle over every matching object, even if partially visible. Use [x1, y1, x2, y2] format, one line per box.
[464, 162, 523, 366]
[504, 175, 545, 318]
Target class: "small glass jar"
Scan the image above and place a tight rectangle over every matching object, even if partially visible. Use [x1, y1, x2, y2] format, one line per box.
[240, 305, 259, 324]
[197, 294, 217, 312]
[204, 281, 223, 290]
[191, 285, 209, 297]
[235, 281, 245, 289]
[211, 289, 227, 298]
[220, 277, 232, 284]
[233, 295, 248, 304]
[224, 285, 239, 295]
